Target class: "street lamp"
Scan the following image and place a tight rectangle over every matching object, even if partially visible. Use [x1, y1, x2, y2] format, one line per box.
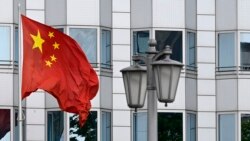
[120, 39, 183, 141]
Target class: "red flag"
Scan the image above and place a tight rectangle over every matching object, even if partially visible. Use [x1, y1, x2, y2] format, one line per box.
[0, 109, 10, 139]
[21, 15, 99, 126]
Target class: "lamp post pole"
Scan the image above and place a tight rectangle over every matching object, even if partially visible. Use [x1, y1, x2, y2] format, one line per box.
[146, 40, 158, 141]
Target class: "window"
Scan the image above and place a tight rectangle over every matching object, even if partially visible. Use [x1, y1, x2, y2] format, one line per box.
[133, 112, 183, 141]
[158, 113, 183, 141]
[14, 27, 19, 63]
[133, 31, 149, 55]
[219, 114, 236, 141]
[186, 32, 196, 70]
[47, 111, 64, 141]
[101, 112, 111, 141]
[0, 109, 10, 141]
[155, 31, 182, 62]
[240, 33, 250, 70]
[133, 112, 147, 141]
[186, 113, 196, 141]
[69, 111, 97, 141]
[69, 28, 97, 67]
[101, 30, 111, 69]
[241, 114, 250, 141]
[218, 33, 235, 71]
[0, 26, 11, 64]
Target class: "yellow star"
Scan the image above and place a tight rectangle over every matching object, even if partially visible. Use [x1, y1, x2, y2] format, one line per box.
[48, 32, 54, 38]
[53, 42, 60, 49]
[50, 54, 57, 62]
[45, 60, 52, 67]
[30, 30, 45, 53]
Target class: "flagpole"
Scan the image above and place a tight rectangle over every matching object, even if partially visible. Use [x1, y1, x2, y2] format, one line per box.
[18, 2, 23, 141]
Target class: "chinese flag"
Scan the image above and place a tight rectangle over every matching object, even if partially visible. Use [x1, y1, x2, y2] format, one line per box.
[21, 15, 99, 126]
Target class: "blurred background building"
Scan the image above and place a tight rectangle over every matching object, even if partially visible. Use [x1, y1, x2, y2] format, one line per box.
[0, 0, 250, 141]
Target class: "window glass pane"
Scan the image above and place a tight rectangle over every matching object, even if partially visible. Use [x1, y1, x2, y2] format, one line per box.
[69, 28, 97, 66]
[156, 31, 182, 62]
[219, 114, 235, 141]
[133, 31, 149, 55]
[186, 32, 196, 70]
[186, 113, 196, 141]
[69, 111, 97, 141]
[47, 111, 64, 141]
[158, 113, 183, 141]
[133, 112, 147, 141]
[101, 30, 111, 69]
[241, 33, 250, 70]
[241, 114, 250, 141]
[102, 112, 111, 141]
[14, 27, 19, 62]
[0, 26, 11, 64]
[0, 109, 10, 141]
[218, 33, 235, 71]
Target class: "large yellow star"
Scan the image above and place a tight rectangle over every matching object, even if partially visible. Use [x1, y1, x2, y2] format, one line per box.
[30, 30, 45, 53]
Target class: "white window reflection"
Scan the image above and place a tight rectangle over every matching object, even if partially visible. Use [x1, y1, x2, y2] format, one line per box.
[186, 113, 196, 141]
[69, 28, 97, 67]
[133, 112, 147, 141]
[0, 26, 11, 64]
[101, 112, 111, 141]
[186, 32, 196, 70]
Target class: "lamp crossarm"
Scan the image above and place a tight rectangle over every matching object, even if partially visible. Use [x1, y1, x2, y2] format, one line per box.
[132, 55, 147, 64]
[152, 45, 172, 61]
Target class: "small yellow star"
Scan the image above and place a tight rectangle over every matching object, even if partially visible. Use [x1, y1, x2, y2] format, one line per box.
[50, 54, 57, 62]
[48, 32, 54, 38]
[30, 30, 45, 53]
[53, 42, 60, 49]
[45, 60, 52, 67]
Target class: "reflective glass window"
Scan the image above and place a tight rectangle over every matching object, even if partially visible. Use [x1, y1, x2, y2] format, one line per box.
[155, 31, 183, 62]
[241, 33, 250, 70]
[69, 111, 97, 141]
[47, 111, 64, 141]
[14, 27, 19, 63]
[0, 26, 11, 64]
[101, 30, 111, 69]
[101, 112, 111, 141]
[219, 114, 236, 141]
[186, 113, 196, 141]
[218, 33, 235, 71]
[69, 28, 97, 67]
[133, 112, 147, 141]
[133, 31, 149, 55]
[158, 113, 183, 141]
[186, 32, 196, 70]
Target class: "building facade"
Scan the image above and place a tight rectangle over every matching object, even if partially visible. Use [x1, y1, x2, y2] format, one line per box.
[1, 0, 250, 141]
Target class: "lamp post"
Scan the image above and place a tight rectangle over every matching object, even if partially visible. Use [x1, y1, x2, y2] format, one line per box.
[120, 39, 183, 141]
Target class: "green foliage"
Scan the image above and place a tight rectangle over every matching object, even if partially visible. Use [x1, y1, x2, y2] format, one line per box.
[158, 113, 183, 141]
[242, 116, 250, 141]
[69, 112, 97, 141]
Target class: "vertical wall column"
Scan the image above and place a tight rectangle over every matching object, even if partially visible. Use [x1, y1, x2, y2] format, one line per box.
[196, 0, 216, 141]
[25, 1, 46, 140]
[112, 0, 132, 141]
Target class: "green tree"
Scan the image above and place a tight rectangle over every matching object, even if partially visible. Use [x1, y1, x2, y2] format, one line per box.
[69, 112, 97, 141]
